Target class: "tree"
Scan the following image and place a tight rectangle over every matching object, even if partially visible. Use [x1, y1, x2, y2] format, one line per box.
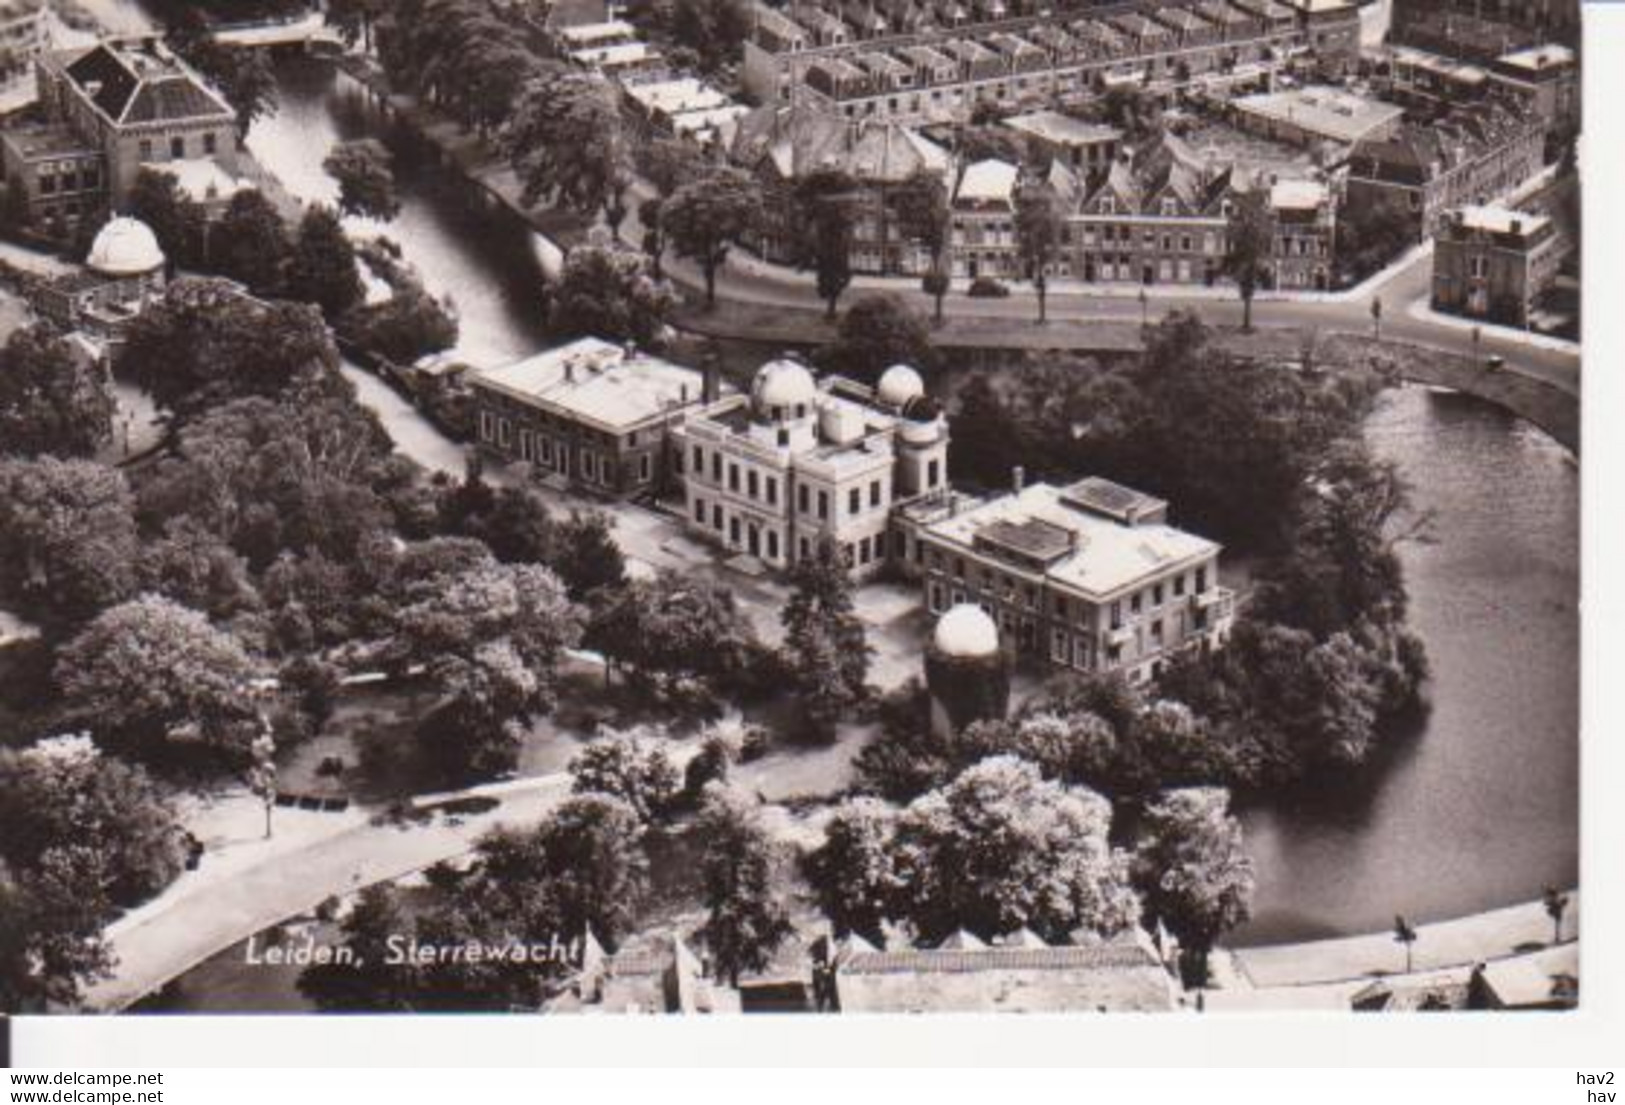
[1224, 187, 1274, 331]
[889, 756, 1140, 944]
[297, 884, 417, 1011]
[119, 279, 338, 418]
[1393, 914, 1418, 974]
[246, 723, 277, 839]
[394, 559, 584, 778]
[0, 734, 187, 909]
[127, 168, 205, 270]
[636, 139, 708, 278]
[326, 0, 386, 52]
[668, 0, 752, 72]
[1015, 183, 1063, 323]
[695, 786, 792, 986]
[583, 572, 757, 708]
[795, 168, 859, 320]
[805, 797, 897, 944]
[287, 205, 364, 319]
[503, 69, 631, 225]
[1337, 197, 1416, 284]
[568, 729, 680, 824]
[340, 286, 459, 365]
[1132, 787, 1254, 987]
[946, 373, 1024, 488]
[781, 535, 870, 740]
[661, 167, 763, 307]
[551, 511, 626, 601]
[171, 28, 276, 139]
[488, 794, 649, 944]
[546, 240, 673, 345]
[892, 168, 952, 322]
[825, 294, 935, 385]
[324, 139, 401, 222]
[0, 855, 112, 1012]
[55, 595, 264, 760]
[0, 325, 115, 459]
[0, 457, 138, 631]
[1543, 885, 1569, 945]
[213, 189, 289, 295]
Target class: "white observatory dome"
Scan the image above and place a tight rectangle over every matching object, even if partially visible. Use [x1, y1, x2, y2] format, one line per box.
[87, 217, 165, 277]
[933, 604, 1000, 659]
[876, 364, 925, 407]
[752, 358, 817, 416]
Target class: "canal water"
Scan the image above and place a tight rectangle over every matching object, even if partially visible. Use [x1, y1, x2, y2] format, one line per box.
[138, 51, 1577, 1004]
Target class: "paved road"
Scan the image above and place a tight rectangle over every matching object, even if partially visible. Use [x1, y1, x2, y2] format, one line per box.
[86, 774, 576, 1011]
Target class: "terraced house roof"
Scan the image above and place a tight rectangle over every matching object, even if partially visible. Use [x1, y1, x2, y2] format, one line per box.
[59, 41, 234, 128]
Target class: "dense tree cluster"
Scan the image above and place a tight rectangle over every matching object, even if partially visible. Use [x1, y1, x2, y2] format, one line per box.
[820, 295, 936, 385]
[545, 239, 674, 346]
[0, 325, 115, 461]
[0, 735, 187, 1009]
[779, 537, 870, 741]
[377, 0, 546, 137]
[810, 757, 1141, 946]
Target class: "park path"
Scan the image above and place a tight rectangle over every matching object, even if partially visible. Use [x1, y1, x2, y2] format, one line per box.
[85, 774, 575, 1011]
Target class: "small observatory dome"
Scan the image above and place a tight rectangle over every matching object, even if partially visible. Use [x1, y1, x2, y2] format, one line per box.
[933, 604, 1000, 659]
[876, 364, 926, 408]
[752, 358, 817, 417]
[87, 217, 165, 277]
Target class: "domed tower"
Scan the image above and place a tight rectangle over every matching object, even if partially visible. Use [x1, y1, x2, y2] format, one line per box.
[925, 604, 1009, 739]
[88, 216, 167, 292]
[748, 357, 820, 451]
[878, 364, 947, 499]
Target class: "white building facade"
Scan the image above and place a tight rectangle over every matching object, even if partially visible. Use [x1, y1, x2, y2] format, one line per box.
[674, 359, 949, 577]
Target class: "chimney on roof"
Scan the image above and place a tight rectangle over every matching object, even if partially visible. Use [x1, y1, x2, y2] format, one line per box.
[701, 351, 721, 404]
[564, 356, 576, 383]
[1511, 217, 1522, 235]
[1012, 465, 1025, 494]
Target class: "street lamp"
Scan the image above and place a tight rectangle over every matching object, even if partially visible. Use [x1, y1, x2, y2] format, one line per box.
[1370, 295, 1382, 340]
[1138, 287, 1149, 329]
[1472, 325, 1483, 370]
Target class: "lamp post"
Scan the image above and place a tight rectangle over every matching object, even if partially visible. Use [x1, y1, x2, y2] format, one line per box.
[1370, 294, 1382, 340]
[1138, 286, 1149, 329]
[1472, 324, 1483, 370]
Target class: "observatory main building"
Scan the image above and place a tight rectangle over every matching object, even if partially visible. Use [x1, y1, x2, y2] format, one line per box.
[674, 358, 948, 577]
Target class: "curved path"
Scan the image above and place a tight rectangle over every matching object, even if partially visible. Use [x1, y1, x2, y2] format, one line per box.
[85, 774, 574, 1012]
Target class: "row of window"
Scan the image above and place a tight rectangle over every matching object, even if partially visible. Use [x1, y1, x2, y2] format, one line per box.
[136, 131, 219, 162]
[35, 166, 101, 196]
[927, 544, 1210, 628]
[689, 443, 890, 519]
[479, 412, 653, 486]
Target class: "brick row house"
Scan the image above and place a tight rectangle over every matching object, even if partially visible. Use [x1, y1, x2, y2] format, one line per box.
[742, 0, 1362, 125]
[1344, 101, 1546, 239]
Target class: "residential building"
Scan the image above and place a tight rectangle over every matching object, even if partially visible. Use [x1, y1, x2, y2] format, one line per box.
[0, 117, 106, 235]
[1487, 43, 1578, 129]
[902, 475, 1234, 682]
[33, 37, 239, 207]
[1061, 134, 1336, 288]
[1431, 204, 1566, 327]
[1345, 102, 1546, 237]
[814, 927, 1180, 1013]
[949, 157, 1019, 279]
[1227, 85, 1406, 153]
[1391, 0, 1578, 57]
[620, 76, 748, 144]
[674, 359, 949, 577]
[1001, 111, 1122, 176]
[547, 931, 737, 1014]
[741, 0, 1362, 124]
[729, 101, 953, 275]
[469, 337, 715, 498]
[0, 0, 46, 100]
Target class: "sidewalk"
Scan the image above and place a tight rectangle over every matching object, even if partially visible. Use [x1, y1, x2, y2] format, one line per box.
[1404, 296, 1580, 356]
[1224, 890, 1579, 990]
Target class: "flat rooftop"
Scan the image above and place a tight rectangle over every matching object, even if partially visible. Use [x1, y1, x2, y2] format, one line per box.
[1453, 203, 1551, 237]
[1496, 43, 1576, 73]
[1232, 85, 1406, 145]
[922, 480, 1216, 599]
[1003, 110, 1122, 147]
[472, 337, 706, 432]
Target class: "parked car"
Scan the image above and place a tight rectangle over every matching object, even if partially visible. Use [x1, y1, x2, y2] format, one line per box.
[966, 276, 1010, 298]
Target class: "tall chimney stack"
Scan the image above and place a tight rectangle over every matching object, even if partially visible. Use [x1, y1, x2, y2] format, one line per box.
[1012, 465, 1025, 494]
[701, 352, 721, 404]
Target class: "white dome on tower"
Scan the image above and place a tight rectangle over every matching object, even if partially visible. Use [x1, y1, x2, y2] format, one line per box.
[752, 358, 817, 416]
[87, 217, 165, 277]
[876, 364, 925, 407]
[933, 604, 1000, 659]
